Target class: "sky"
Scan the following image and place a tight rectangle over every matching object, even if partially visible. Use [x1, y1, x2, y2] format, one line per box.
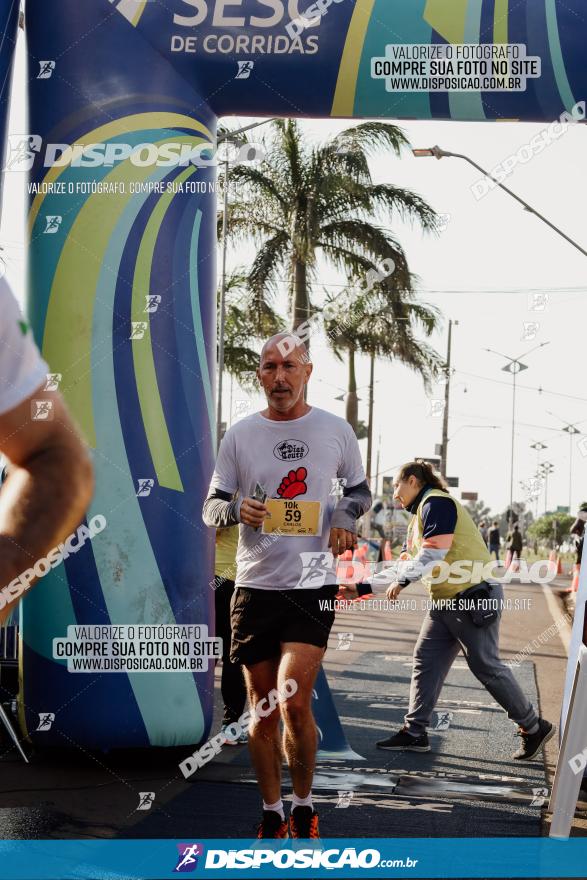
[218, 113, 587, 518]
[3, 29, 587, 519]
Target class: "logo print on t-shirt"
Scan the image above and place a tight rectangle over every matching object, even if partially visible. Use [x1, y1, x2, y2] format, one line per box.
[273, 439, 309, 461]
[277, 467, 307, 499]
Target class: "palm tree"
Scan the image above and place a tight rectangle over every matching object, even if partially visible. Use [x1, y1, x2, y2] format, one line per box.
[220, 120, 439, 334]
[324, 285, 443, 458]
[220, 270, 284, 391]
[465, 499, 493, 526]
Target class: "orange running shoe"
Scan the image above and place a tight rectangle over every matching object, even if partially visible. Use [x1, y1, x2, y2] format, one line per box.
[289, 806, 320, 839]
[256, 810, 289, 839]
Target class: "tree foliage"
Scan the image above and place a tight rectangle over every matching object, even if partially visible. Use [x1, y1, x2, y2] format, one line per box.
[220, 119, 439, 330]
[527, 513, 574, 547]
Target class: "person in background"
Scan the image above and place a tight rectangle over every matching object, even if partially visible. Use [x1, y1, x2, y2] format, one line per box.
[214, 525, 248, 744]
[569, 503, 587, 591]
[379, 537, 393, 563]
[371, 500, 385, 538]
[488, 520, 501, 561]
[506, 523, 523, 568]
[352, 539, 378, 601]
[570, 503, 587, 557]
[479, 520, 489, 546]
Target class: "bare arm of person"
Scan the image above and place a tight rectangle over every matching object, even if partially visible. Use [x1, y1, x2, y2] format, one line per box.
[0, 385, 94, 624]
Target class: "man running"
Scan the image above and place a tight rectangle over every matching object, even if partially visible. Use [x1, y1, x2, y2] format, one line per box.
[203, 333, 371, 839]
[0, 277, 94, 625]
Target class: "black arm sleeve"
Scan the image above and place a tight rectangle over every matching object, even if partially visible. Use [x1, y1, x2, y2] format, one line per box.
[202, 488, 241, 528]
[331, 479, 372, 532]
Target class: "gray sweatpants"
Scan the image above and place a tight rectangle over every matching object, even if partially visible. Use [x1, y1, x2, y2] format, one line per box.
[404, 583, 538, 734]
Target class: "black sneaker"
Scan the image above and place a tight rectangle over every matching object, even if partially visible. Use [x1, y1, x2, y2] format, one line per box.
[513, 718, 556, 761]
[256, 810, 288, 839]
[376, 727, 430, 752]
[289, 806, 320, 839]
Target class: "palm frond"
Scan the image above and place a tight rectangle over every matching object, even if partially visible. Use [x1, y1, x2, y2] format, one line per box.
[368, 184, 438, 231]
[333, 122, 410, 158]
[225, 164, 287, 210]
[248, 231, 290, 299]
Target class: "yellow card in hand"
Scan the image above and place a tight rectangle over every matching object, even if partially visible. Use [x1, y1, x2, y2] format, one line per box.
[262, 498, 321, 536]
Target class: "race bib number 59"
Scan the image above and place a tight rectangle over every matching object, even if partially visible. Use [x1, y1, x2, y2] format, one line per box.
[262, 499, 321, 536]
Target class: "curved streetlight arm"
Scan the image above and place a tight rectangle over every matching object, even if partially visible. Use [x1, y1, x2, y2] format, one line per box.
[216, 117, 275, 144]
[449, 424, 500, 441]
[428, 146, 587, 259]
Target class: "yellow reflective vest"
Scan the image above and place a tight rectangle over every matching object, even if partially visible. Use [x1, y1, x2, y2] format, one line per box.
[406, 488, 491, 600]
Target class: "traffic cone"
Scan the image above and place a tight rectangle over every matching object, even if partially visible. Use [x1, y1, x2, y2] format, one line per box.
[549, 549, 562, 584]
[572, 563, 580, 592]
[554, 550, 572, 591]
[313, 666, 364, 761]
[354, 543, 368, 564]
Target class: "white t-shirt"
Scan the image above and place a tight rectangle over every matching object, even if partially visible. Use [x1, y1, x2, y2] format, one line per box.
[210, 407, 366, 590]
[0, 278, 48, 416]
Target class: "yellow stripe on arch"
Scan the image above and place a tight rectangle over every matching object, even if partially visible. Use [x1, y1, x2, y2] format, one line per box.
[130, 165, 199, 492]
[115, 0, 148, 26]
[424, 0, 468, 43]
[493, 0, 509, 44]
[331, 0, 375, 117]
[131, 0, 148, 26]
[41, 135, 209, 448]
[28, 113, 213, 231]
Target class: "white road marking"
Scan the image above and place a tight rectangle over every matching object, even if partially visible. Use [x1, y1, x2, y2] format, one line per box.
[541, 583, 571, 653]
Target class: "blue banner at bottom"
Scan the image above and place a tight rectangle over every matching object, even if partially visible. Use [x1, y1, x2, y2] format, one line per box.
[0, 838, 585, 879]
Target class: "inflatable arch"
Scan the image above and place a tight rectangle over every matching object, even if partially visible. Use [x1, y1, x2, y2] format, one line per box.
[0, 0, 584, 748]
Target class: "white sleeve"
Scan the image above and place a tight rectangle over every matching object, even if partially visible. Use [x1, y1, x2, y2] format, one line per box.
[338, 421, 366, 487]
[0, 278, 49, 416]
[209, 427, 239, 495]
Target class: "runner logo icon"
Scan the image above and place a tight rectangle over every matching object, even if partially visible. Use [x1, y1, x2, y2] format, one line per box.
[174, 843, 204, 872]
[298, 551, 334, 588]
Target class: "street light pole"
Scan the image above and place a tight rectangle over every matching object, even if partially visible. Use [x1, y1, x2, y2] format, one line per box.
[530, 441, 548, 518]
[545, 464, 554, 514]
[440, 318, 457, 478]
[539, 461, 555, 514]
[412, 146, 587, 259]
[214, 118, 274, 450]
[547, 412, 583, 512]
[366, 352, 375, 486]
[486, 342, 549, 525]
[568, 429, 576, 512]
[509, 364, 518, 519]
[216, 154, 230, 450]
[375, 433, 381, 498]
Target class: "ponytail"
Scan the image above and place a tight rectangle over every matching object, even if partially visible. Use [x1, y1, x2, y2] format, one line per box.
[398, 459, 448, 492]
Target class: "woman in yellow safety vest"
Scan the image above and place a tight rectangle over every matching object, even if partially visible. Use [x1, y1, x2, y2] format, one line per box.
[376, 459, 554, 762]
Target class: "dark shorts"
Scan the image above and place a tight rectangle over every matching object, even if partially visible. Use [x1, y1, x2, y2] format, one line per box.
[229, 585, 338, 666]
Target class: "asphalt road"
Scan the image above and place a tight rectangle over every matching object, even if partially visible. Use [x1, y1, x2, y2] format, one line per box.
[0, 573, 585, 880]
